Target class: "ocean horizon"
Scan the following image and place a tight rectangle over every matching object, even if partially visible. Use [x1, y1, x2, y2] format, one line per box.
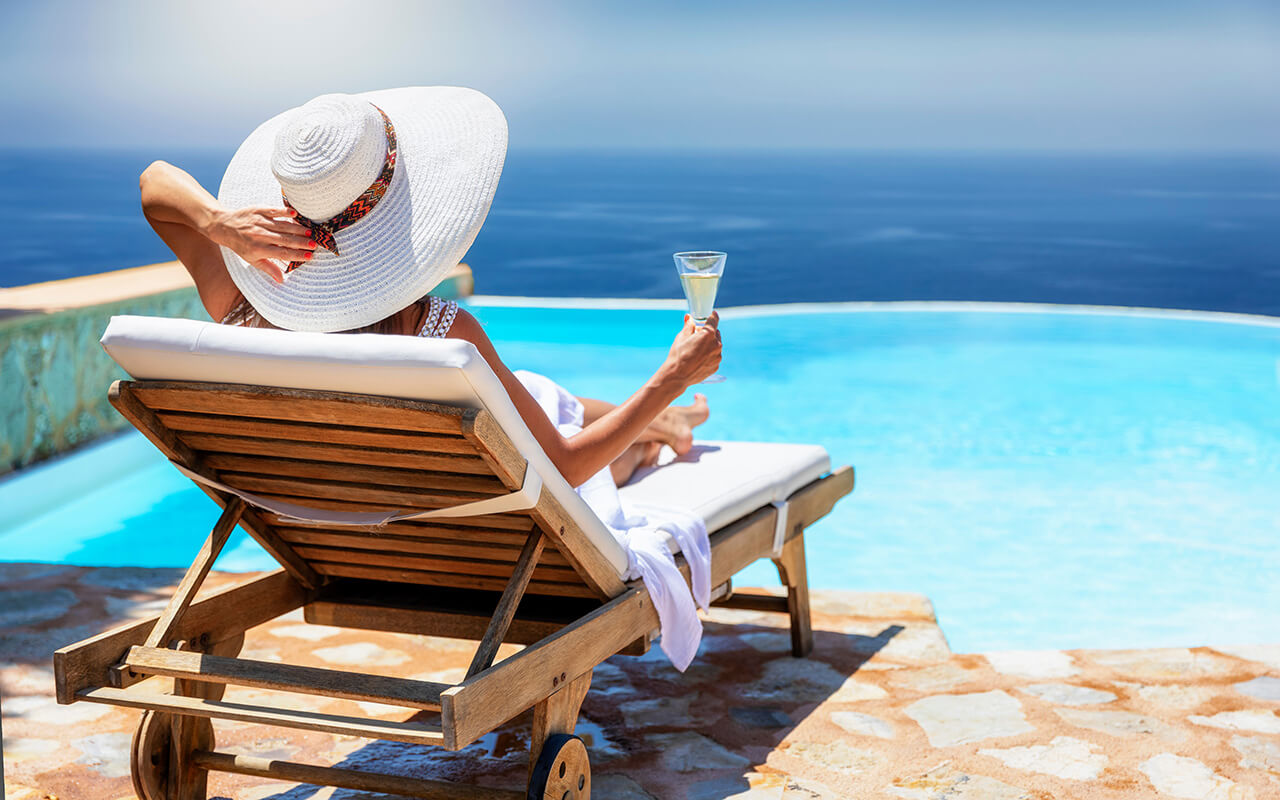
[3, 148, 1278, 316]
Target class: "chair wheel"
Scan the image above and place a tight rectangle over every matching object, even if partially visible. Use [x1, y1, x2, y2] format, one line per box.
[130, 709, 212, 800]
[528, 733, 590, 800]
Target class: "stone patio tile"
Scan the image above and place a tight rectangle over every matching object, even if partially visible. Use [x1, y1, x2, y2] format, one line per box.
[2, 737, 64, 764]
[730, 706, 793, 729]
[810, 590, 936, 621]
[2, 692, 116, 724]
[312, 642, 409, 666]
[1054, 707, 1186, 742]
[102, 594, 170, 619]
[983, 649, 1078, 678]
[1139, 752, 1257, 799]
[979, 735, 1108, 780]
[849, 622, 951, 663]
[621, 695, 695, 728]
[701, 632, 749, 654]
[688, 772, 788, 799]
[588, 660, 636, 697]
[0, 562, 74, 582]
[221, 736, 300, 761]
[593, 773, 657, 799]
[1117, 682, 1220, 709]
[781, 776, 841, 799]
[1230, 735, 1280, 774]
[269, 623, 343, 641]
[0, 587, 78, 627]
[647, 731, 750, 772]
[0, 664, 56, 695]
[1234, 676, 1280, 702]
[702, 607, 777, 626]
[743, 657, 853, 703]
[0, 622, 104, 661]
[1189, 710, 1280, 734]
[238, 645, 284, 663]
[887, 662, 981, 693]
[903, 690, 1033, 747]
[76, 566, 185, 590]
[1088, 648, 1240, 680]
[887, 760, 1031, 799]
[829, 710, 895, 739]
[741, 631, 796, 652]
[73, 731, 133, 779]
[571, 719, 627, 763]
[830, 677, 889, 702]
[1017, 682, 1117, 705]
[1212, 644, 1280, 672]
[783, 740, 881, 776]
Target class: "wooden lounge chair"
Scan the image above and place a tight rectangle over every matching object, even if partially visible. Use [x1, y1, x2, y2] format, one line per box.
[55, 315, 854, 800]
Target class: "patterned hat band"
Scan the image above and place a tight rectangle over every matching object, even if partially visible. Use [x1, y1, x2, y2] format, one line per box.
[281, 104, 398, 273]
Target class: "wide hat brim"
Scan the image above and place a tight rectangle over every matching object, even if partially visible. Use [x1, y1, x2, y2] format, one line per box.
[218, 87, 507, 332]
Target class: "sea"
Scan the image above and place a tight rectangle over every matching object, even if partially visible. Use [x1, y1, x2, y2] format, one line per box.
[2, 148, 1278, 314]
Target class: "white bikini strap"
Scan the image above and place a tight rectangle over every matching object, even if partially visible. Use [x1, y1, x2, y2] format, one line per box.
[172, 461, 542, 528]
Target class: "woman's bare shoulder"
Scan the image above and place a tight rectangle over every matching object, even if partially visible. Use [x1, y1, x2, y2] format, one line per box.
[446, 307, 490, 348]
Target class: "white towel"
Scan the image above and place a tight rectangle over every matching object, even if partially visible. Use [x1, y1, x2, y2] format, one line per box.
[514, 370, 711, 670]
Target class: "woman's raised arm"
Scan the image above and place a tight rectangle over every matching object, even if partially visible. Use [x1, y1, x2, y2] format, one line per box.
[449, 309, 721, 487]
[139, 160, 316, 320]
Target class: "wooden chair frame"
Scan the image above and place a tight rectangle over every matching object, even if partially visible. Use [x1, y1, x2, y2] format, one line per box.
[54, 380, 854, 799]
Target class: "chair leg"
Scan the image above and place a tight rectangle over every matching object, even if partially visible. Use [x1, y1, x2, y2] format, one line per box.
[772, 530, 813, 657]
[164, 634, 241, 799]
[529, 670, 592, 780]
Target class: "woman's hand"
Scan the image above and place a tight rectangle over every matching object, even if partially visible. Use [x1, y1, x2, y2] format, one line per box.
[664, 312, 723, 387]
[206, 207, 316, 284]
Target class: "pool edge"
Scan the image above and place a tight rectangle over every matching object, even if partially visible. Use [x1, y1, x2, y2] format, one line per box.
[466, 296, 1280, 329]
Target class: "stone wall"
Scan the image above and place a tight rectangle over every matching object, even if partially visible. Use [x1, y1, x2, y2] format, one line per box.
[0, 288, 209, 476]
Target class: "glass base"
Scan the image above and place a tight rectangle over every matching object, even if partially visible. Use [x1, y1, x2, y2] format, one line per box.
[699, 373, 726, 384]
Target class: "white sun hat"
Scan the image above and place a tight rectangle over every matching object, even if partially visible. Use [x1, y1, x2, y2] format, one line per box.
[217, 87, 507, 332]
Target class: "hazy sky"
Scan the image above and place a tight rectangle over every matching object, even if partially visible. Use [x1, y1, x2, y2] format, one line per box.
[3, 0, 1278, 151]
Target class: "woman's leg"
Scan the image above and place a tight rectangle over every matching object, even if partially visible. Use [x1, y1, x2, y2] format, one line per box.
[582, 394, 710, 485]
[609, 441, 664, 486]
[581, 393, 709, 457]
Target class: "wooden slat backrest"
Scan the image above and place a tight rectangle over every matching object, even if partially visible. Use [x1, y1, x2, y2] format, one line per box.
[111, 380, 621, 599]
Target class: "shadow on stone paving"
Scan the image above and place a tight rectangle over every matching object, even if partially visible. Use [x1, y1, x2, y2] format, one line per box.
[0, 564, 190, 667]
[250, 621, 904, 800]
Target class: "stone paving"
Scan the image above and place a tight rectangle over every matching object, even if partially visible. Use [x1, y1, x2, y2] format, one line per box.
[2, 563, 1278, 799]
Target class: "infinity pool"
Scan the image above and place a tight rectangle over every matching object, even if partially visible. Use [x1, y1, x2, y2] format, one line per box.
[2, 302, 1278, 654]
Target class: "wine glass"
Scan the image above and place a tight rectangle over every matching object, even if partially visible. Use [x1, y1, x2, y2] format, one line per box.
[673, 250, 726, 383]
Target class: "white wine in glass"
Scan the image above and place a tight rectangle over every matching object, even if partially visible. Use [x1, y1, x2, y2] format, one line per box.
[674, 250, 726, 383]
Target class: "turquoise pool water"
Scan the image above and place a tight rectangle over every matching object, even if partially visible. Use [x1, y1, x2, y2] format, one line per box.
[3, 303, 1278, 654]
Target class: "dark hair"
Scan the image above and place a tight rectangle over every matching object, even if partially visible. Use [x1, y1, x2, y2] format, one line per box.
[222, 296, 427, 335]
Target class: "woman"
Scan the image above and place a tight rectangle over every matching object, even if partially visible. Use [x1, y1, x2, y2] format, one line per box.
[139, 87, 721, 669]
[138, 88, 721, 492]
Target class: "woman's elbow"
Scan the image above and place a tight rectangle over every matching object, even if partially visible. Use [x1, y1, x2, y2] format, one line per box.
[138, 161, 170, 212]
[545, 443, 589, 488]
[561, 465, 590, 489]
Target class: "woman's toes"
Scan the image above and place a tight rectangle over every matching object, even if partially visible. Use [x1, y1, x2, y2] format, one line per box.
[687, 393, 710, 427]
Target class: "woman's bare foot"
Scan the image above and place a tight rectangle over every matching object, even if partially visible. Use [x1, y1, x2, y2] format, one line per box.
[647, 393, 710, 455]
[610, 440, 664, 486]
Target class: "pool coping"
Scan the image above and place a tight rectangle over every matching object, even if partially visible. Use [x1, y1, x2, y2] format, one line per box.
[467, 295, 1280, 328]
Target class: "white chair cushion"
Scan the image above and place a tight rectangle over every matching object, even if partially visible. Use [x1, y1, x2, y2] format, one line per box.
[619, 440, 831, 534]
